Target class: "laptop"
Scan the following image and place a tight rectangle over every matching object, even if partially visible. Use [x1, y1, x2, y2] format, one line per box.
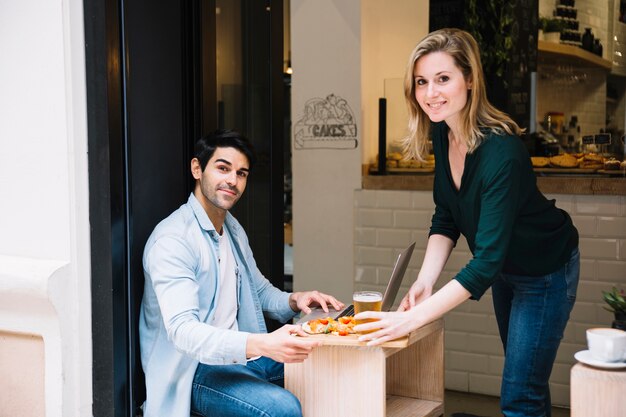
[296, 242, 415, 324]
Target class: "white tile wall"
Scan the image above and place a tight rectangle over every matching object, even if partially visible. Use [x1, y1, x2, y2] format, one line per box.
[539, 0, 609, 58]
[354, 189, 626, 407]
[538, 0, 611, 136]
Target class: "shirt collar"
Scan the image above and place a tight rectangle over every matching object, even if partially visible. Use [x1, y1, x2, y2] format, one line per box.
[187, 192, 240, 238]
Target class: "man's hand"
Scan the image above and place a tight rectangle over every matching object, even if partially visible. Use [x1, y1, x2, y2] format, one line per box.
[289, 291, 344, 314]
[246, 325, 321, 363]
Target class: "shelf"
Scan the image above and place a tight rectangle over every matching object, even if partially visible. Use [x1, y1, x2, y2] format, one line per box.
[538, 40, 612, 70]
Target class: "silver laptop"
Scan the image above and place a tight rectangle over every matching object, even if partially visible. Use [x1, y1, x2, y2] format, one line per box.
[296, 242, 415, 324]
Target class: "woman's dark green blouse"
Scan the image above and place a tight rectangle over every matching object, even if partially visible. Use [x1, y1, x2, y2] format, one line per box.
[430, 122, 579, 300]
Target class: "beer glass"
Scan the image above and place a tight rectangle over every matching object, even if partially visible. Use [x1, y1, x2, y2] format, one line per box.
[353, 290, 383, 333]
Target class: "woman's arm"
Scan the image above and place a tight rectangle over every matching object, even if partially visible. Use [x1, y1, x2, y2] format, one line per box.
[355, 279, 471, 345]
[398, 234, 455, 310]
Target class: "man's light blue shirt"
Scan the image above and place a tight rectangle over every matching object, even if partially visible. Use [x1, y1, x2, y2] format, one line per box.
[140, 193, 296, 417]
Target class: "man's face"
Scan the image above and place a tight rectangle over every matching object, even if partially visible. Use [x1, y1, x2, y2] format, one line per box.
[192, 146, 250, 213]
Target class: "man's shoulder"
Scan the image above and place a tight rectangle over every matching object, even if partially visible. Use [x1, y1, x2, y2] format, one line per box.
[148, 202, 198, 244]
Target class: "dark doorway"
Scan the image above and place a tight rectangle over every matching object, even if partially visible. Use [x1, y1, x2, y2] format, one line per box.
[84, 1, 284, 416]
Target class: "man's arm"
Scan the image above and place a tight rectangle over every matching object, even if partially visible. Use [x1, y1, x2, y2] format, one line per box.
[245, 325, 321, 363]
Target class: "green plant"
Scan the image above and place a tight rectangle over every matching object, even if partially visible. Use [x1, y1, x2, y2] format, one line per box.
[602, 287, 626, 315]
[466, 0, 514, 78]
[543, 18, 564, 33]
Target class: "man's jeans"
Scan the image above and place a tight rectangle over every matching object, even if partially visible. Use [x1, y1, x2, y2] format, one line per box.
[492, 248, 580, 417]
[191, 356, 302, 417]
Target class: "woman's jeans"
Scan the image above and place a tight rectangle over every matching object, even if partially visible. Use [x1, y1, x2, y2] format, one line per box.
[191, 356, 302, 417]
[492, 248, 580, 417]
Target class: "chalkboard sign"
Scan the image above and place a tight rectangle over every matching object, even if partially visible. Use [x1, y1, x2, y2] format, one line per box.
[594, 133, 611, 144]
[582, 135, 595, 144]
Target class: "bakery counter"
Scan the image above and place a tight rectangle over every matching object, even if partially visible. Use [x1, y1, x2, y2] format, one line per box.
[362, 172, 626, 195]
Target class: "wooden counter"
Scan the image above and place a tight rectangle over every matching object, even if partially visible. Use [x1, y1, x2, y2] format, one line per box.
[285, 319, 444, 417]
[362, 173, 626, 196]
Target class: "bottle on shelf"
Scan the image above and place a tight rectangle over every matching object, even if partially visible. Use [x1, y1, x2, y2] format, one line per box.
[593, 39, 603, 57]
[581, 28, 594, 52]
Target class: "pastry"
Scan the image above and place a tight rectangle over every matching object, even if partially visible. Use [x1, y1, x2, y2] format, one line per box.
[409, 160, 422, 169]
[397, 159, 411, 168]
[604, 158, 621, 170]
[549, 154, 579, 168]
[580, 153, 605, 169]
[530, 156, 550, 168]
[387, 152, 403, 161]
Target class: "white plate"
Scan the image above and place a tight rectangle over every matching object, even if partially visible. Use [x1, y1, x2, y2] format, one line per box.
[574, 350, 626, 370]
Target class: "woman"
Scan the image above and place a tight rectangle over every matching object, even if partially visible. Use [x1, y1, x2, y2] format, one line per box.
[354, 29, 579, 417]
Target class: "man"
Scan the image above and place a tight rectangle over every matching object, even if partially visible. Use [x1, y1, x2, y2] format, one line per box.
[140, 130, 342, 417]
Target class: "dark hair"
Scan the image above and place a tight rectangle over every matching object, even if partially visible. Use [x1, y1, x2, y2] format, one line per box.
[194, 129, 256, 171]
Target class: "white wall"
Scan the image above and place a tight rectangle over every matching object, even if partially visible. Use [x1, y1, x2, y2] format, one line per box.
[0, 0, 91, 416]
[361, 0, 429, 164]
[291, 0, 362, 303]
[290, 0, 430, 304]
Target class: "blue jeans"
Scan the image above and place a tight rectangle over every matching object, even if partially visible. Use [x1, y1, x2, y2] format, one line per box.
[191, 357, 302, 417]
[492, 248, 579, 417]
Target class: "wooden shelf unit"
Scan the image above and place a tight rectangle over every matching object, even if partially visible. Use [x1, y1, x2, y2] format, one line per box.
[285, 319, 444, 417]
[538, 40, 612, 70]
[571, 363, 626, 417]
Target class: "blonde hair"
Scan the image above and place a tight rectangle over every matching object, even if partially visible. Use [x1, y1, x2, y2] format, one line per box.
[402, 28, 522, 160]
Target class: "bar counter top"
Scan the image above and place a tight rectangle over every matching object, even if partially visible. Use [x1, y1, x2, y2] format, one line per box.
[362, 173, 626, 195]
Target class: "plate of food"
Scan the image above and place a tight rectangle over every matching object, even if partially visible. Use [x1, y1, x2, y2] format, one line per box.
[301, 316, 356, 336]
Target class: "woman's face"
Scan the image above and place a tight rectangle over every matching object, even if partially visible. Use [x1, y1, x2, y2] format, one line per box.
[413, 51, 471, 127]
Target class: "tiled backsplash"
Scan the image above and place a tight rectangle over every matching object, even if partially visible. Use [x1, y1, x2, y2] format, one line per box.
[354, 189, 626, 407]
[537, 0, 611, 137]
[536, 67, 606, 137]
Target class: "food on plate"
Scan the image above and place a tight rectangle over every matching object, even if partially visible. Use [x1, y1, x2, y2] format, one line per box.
[530, 156, 550, 168]
[386, 160, 398, 168]
[387, 152, 403, 161]
[549, 153, 579, 168]
[301, 316, 356, 336]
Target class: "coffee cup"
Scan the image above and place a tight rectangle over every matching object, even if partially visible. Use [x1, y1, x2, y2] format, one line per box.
[586, 328, 626, 362]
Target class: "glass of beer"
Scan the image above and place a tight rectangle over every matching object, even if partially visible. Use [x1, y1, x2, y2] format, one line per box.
[353, 290, 383, 333]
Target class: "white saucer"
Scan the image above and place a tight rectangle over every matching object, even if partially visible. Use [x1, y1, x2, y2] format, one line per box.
[574, 350, 626, 370]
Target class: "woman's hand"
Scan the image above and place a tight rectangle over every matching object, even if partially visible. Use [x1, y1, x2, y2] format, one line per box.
[353, 309, 423, 346]
[398, 280, 433, 311]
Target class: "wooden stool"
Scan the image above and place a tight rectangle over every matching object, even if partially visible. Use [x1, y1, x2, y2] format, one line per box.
[285, 319, 444, 417]
[570, 363, 626, 417]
